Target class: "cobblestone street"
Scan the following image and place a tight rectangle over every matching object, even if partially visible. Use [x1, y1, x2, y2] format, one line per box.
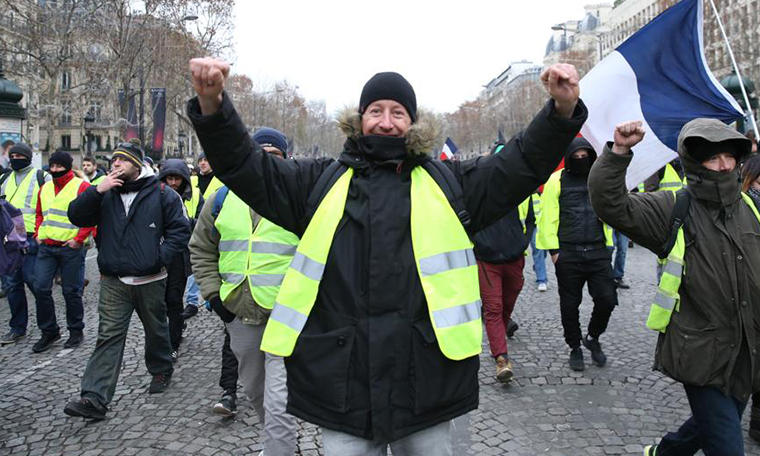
[1, 245, 759, 455]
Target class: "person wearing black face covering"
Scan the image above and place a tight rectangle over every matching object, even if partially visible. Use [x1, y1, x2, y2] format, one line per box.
[536, 137, 618, 372]
[31, 151, 95, 352]
[0, 143, 51, 346]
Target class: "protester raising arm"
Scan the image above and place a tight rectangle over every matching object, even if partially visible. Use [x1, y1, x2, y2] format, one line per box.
[588, 121, 674, 256]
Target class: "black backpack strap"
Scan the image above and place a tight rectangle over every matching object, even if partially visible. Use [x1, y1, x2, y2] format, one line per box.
[659, 188, 691, 259]
[36, 169, 45, 188]
[421, 160, 473, 235]
[212, 186, 230, 220]
[304, 161, 349, 222]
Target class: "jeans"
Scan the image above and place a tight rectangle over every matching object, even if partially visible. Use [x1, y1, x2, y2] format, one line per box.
[612, 230, 628, 280]
[478, 258, 525, 357]
[34, 244, 85, 335]
[4, 237, 39, 335]
[321, 420, 452, 456]
[164, 254, 188, 350]
[554, 252, 618, 348]
[227, 317, 296, 456]
[657, 384, 747, 456]
[530, 231, 547, 284]
[185, 274, 200, 307]
[80, 276, 173, 409]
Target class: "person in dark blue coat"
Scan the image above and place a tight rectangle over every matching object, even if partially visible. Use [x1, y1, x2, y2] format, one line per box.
[62, 142, 191, 420]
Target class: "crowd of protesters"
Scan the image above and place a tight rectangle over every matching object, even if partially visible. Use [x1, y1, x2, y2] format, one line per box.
[0, 56, 759, 456]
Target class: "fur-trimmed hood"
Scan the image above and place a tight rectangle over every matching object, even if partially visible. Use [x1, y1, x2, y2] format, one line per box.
[336, 106, 440, 156]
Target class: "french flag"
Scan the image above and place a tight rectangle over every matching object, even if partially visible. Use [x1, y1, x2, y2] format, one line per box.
[579, 0, 743, 189]
[440, 137, 458, 161]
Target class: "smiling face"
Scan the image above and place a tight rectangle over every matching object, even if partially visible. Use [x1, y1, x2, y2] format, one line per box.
[361, 100, 412, 137]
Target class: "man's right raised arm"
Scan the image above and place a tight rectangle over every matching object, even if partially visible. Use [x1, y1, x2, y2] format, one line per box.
[187, 58, 332, 235]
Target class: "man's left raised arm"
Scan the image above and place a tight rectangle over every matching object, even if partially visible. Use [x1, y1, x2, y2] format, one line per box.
[457, 63, 588, 232]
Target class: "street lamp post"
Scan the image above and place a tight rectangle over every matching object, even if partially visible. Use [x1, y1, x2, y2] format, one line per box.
[83, 112, 95, 153]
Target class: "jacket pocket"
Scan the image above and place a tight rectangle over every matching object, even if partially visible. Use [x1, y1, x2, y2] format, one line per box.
[410, 319, 479, 415]
[288, 325, 356, 413]
[661, 319, 720, 385]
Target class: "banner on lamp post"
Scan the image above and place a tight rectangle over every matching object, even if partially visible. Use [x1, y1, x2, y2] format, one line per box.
[150, 88, 166, 155]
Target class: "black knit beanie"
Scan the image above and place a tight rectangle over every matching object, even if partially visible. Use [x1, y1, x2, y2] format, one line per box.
[49, 150, 73, 171]
[359, 72, 417, 122]
[112, 142, 145, 169]
[8, 143, 33, 160]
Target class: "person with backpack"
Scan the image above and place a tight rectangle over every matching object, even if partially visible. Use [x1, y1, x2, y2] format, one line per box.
[589, 119, 757, 456]
[62, 142, 190, 420]
[189, 127, 298, 454]
[31, 151, 95, 352]
[0, 143, 50, 345]
[187, 57, 586, 455]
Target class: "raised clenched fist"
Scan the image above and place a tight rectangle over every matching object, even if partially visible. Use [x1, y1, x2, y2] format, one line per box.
[189, 57, 231, 115]
[612, 121, 646, 154]
[540, 63, 580, 118]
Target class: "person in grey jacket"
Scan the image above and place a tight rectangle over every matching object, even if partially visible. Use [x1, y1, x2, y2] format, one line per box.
[589, 119, 756, 456]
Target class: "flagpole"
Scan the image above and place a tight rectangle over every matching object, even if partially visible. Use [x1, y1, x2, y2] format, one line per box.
[707, 0, 760, 140]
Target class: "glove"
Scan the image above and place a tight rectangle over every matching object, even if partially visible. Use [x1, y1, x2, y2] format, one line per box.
[210, 296, 236, 323]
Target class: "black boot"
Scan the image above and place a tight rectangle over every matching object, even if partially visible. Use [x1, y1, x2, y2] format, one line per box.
[32, 332, 61, 353]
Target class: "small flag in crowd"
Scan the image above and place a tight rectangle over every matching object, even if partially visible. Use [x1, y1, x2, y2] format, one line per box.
[440, 137, 458, 161]
[579, 0, 743, 189]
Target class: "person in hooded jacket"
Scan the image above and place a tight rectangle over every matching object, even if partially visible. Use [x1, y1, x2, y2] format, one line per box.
[473, 141, 535, 383]
[589, 120, 757, 456]
[187, 57, 586, 455]
[31, 151, 95, 352]
[536, 137, 618, 372]
[62, 142, 190, 420]
[158, 158, 204, 361]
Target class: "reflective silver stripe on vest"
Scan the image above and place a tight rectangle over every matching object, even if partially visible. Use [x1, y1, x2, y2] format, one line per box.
[219, 240, 249, 252]
[40, 220, 77, 230]
[661, 260, 683, 278]
[419, 248, 476, 277]
[653, 292, 676, 311]
[48, 208, 68, 216]
[432, 300, 482, 328]
[220, 273, 245, 283]
[24, 176, 35, 209]
[20, 208, 35, 214]
[270, 303, 308, 332]
[250, 242, 297, 256]
[248, 274, 285, 287]
[290, 252, 325, 281]
[660, 182, 681, 189]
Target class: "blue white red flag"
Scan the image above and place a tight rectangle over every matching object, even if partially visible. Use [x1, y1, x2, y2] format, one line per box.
[440, 137, 458, 161]
[579, 0, 743, 188]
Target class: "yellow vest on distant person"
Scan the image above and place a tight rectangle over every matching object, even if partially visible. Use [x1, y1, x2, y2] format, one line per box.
[2, 170, 41, 232]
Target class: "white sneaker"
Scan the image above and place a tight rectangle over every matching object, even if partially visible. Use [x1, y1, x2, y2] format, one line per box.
[538, 283, 548, 292]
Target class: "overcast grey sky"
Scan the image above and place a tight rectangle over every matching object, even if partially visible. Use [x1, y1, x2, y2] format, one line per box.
[232, 1, 594, 114]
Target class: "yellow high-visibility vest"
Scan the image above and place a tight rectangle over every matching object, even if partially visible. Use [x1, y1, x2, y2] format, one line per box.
[657, 163, 685, 192]
[648, 192, 760, 332]
[37, 177, 83, 242]
[536, 169, 613, 250]
[1, 169, 41, 232]
[192, 174, 224, 200]
[184, 185, 201, 219]
[215, 191, 299, 308]
[261, 167, 482, 360]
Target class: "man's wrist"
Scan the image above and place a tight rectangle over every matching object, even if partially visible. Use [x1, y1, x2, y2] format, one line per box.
[611, 143, 631, 155]
[199, 94, 223, 116]
[554, 100, 577, 118]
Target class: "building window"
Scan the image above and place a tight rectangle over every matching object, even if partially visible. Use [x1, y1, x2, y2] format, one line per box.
[61, 72, 71, 91]
[60, 102, 72, 126]
[61, 135, 71, 150]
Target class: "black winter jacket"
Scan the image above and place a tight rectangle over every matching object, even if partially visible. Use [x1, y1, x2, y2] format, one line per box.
[68, 171, 191, 277]
[188, 92, 586, 442]
[473, 203, 535, 263]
